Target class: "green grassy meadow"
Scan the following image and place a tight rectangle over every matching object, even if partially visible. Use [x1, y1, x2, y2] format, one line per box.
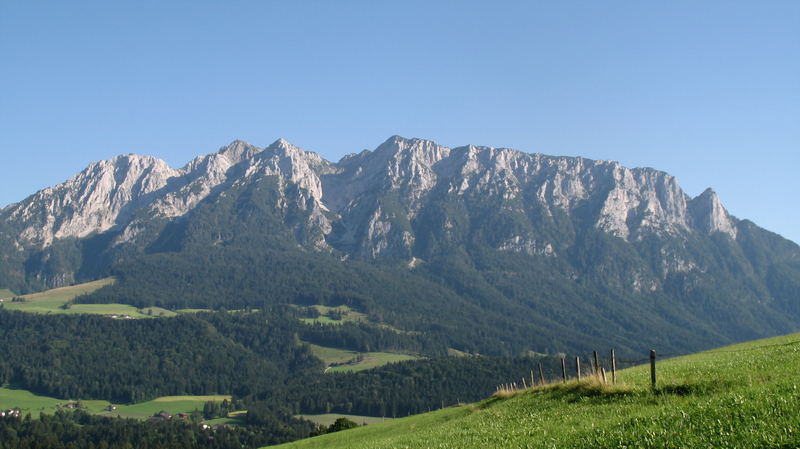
[299, 305, 368, 326]
[0, 288, 15, 299]
[273, 333, 800, 449]
[307, 343, 420, 373]
[0, 386, 83, 416]
[0, 386, 113, 417]
[205, 410, 247, 426]
[0, 278, 176, 318]
[299, 413, 393, 427]
[175, 308, 214, 313]
[326, 352, 420, 373]
[100, 395, 232, 418]
[0, 386, 231, 420]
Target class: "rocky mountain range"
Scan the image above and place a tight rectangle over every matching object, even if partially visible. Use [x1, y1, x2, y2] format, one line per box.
[3, 136, 741, 259]
[1, 136, 798, 355]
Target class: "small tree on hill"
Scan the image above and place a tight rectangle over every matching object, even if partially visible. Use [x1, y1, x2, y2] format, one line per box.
[327, 417, 359, 433]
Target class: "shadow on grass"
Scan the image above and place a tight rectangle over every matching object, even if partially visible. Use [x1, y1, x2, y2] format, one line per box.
[655, 379, 736, 396]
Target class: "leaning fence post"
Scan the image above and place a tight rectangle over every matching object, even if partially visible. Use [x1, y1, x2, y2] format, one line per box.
[611, 349, 617, 385]
[531, 370, 535, 388]
[650, 349, 657, 391]
[561, 357, 567, 383]
[575, 356, 581, 380]
[538, 363, 545, 386]
[593, 350, 600, 378]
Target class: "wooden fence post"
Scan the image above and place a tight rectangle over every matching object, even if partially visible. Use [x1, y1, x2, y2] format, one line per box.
[575, 356, 581, 380]
[538, 363, 545, 386]
[611, 349, 617, 385]
[593, 350, 600, 378]
[650, 350, 657, 391]
[561, 357, 567, 383]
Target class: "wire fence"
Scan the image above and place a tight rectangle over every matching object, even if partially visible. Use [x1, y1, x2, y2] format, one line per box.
[495, 338, 800, 394]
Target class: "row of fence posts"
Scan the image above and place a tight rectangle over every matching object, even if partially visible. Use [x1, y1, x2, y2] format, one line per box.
[496, 349, 659, 394]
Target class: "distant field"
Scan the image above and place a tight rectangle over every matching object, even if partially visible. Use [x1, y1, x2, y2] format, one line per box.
[300, 315, 341, 325]
[102, 395, 232, 419]
[307, 343, 420, 373]
[273, 333, 800, 449]
[299, 413, 393, 426]
[1, 278, 176, 318]
[0, 386, 112, 417]
[298, 304, 367, 326]
[307, 344, 359, 365]
[0, 288, 15, 299]
[175, 308, 214, 313]
[205, 411, 247, 427]
[327, 352, 419, 373]
[297, 305, 413, 336]
[0, 386, 231, 420]
[2, 278, 115, 308]
[177, 308, 260, 314]
[204, 416, 244, 426]
[447, 348, 470, 357]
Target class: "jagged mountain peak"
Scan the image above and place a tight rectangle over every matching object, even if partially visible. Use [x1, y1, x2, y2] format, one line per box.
[258, 139, 336, 179]
[264, 138, 326, 164]
[689, 187, 738, 238]
[695, 187, 718, 199]
[216, 139, 262, 164]
[4, 152, 179, 245]
[373, 135, 451, 164]
[268, 137, 293, 149]
[79, 153, 174, 178]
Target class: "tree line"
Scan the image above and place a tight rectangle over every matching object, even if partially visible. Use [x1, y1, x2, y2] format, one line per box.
[0, 409, 312, 449]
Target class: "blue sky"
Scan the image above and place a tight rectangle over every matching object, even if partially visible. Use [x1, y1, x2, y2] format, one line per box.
[1, 1, 798, 242]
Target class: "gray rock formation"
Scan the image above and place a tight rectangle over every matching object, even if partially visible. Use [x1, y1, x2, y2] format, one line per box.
[1, 135, 745, 281]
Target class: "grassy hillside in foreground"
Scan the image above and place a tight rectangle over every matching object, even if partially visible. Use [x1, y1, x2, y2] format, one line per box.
[272, 333, 800, 449]
[0, 277, 176, 318]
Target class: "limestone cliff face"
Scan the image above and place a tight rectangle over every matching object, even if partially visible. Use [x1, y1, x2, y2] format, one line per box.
[688, 188, 738, 238]
[1, 135, 748, 288]
[317, 137, 739, 261]
[3, 154, 179, 246]
[2, 139, 336, 250]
